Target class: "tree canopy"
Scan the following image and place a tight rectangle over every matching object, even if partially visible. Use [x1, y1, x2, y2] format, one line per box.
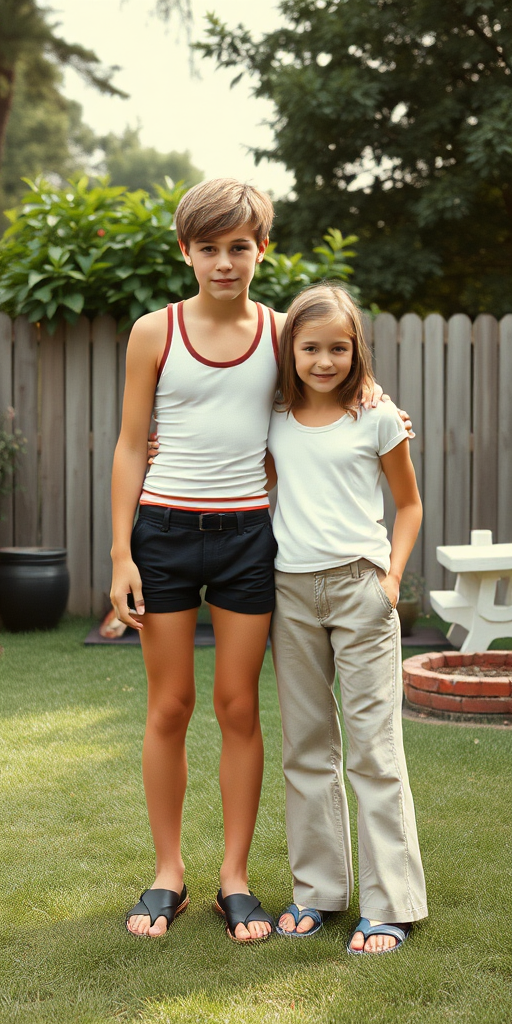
[97, 127, 203, 193]
[0, 60, 97, 220]
[199, 0, 512, 316]
[0, 0, 192, 172]
[0, 1, 199, 224]
[0, 0, 126, 166]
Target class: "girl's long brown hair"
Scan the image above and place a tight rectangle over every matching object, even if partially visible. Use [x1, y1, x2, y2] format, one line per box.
[278, 283, 375, 418]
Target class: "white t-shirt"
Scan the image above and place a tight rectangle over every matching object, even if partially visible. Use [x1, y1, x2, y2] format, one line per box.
[267, 400, 408, 573]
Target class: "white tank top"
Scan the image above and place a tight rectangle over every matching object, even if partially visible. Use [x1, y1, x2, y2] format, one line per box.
[140, 301, 279, 511]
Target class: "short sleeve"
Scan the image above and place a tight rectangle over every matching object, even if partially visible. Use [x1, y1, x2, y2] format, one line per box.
[376, 401, 409, 456]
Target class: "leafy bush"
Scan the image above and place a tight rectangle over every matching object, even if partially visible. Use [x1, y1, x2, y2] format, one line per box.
[0, 177, 357, 330]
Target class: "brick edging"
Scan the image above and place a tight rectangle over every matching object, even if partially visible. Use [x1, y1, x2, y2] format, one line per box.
[403, 651, 512, 716]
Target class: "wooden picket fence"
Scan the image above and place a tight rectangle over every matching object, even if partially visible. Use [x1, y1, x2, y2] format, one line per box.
[0, 310, 511, 616]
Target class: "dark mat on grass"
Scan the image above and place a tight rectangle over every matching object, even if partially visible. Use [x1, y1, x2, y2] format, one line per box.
[84, 622, 216, 646]
[85, 622, 451, 649]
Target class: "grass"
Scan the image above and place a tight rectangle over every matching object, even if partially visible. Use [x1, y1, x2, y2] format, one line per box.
[0, 616, 511, 1024]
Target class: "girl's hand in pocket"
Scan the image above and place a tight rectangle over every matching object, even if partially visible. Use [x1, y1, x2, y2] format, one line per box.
[377, 572, 400, 609]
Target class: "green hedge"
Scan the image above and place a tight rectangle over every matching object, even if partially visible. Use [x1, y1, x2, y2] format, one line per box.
[0, 177, 358, 331]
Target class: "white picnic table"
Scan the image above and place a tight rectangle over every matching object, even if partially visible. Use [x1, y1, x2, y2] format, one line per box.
[430, 531, 512, 652]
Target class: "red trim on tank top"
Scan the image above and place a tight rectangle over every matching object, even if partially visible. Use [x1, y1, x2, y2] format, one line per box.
[141, 487, 269, 503]
[177, 301, 264, 367]
[156, 305, 173, 382]
[269, 308, 279, 364]
[139, 500, 270, 512]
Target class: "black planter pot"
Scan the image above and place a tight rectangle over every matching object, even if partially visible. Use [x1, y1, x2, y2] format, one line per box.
[0, 547, 70, 632]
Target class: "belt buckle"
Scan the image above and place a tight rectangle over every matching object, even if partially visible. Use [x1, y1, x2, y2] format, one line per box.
[199, 513, 223, 531]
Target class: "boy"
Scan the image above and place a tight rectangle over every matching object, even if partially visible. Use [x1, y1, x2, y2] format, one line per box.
[111, 179, 285, 941]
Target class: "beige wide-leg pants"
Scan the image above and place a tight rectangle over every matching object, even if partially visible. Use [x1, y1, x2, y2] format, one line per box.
[271, 560, 428, 923]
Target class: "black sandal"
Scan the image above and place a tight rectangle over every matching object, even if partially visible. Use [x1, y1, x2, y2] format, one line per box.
[214, 889, 274, 943]
[125, 885, 189, 936]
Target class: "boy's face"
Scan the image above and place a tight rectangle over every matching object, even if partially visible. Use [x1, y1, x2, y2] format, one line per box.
[179, 223, 267, 302]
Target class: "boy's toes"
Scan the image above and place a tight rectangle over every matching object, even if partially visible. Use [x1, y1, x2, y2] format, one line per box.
[127, 914, 150, 936]
[234, 921, 252, 941]
[247, 920, 270, 940]
[148, 915, 169, 936]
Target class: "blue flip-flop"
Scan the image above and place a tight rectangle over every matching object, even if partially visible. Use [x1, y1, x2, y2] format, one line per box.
[276, 903, 324, 937]
[347, 917, 411, 954]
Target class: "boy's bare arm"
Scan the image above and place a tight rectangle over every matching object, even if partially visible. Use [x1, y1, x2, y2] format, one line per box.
[110, 310, 166, 628]
[379, 440, 423, 607]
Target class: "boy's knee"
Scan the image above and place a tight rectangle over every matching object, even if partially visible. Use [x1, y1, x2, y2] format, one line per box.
[214, 693, 259, 737]
[149, 694, 195, 736]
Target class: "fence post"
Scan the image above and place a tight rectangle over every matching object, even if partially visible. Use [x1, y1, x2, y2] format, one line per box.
[0, 313, 14, 547]
[91, 316, 118, 617]
[498, 315, 512, 544]
[423, 314, 446, 599]
[40, 323, 65, 548]
[13, 317, 38, 545]
[399, 313, 423, 577]
[473, 315, 498, 534]
[443, 313, 472, 595]
[66, 317, 92, 615]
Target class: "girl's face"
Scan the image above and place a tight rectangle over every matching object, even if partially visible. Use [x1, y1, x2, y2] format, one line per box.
[293, 314, 354, 401]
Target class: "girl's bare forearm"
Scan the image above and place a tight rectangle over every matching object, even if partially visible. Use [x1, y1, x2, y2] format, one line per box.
[388, 502, 423, 583]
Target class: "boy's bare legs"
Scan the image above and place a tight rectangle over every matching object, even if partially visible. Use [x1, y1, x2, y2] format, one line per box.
[210, 605, 272, 942]
[127, 608, 197, 936]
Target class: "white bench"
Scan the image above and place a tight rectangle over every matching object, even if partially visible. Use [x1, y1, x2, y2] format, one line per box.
[430, 531, 512, 653]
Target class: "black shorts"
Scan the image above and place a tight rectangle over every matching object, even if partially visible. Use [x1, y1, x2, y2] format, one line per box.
[131, 505, 277, 614]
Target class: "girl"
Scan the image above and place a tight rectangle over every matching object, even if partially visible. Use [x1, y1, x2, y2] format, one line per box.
[266, 283, 428, 953]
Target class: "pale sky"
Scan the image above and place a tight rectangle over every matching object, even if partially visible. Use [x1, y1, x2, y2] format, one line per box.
[54, 0, 295, 197]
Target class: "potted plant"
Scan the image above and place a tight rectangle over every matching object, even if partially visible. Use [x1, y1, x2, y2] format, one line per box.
[0, 408, 69, 631]
[397, 572, 425, 637]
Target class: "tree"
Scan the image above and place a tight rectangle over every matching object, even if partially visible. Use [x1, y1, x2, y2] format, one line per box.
[0, 1, 128, 168]
[199, 1, 512, 316]
[0, 0, 192, 173]
[97, 127, 203, 192]
[0, 60, 97, 221]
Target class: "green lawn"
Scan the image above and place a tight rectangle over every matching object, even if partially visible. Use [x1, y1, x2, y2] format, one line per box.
[0, 617, 511, 1024]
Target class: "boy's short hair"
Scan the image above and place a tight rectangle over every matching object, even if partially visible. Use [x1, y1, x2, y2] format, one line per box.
[175, 178, 274, 247]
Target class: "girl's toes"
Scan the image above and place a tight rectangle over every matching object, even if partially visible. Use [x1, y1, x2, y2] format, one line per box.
[296, 916, 315, 934]
[279, 914, 295, 933]
[234, 922, 251, 941]
[350, 930, 365, 951]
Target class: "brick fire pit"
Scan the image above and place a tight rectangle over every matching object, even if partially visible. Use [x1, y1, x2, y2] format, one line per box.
[403, 651, 512, 720]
